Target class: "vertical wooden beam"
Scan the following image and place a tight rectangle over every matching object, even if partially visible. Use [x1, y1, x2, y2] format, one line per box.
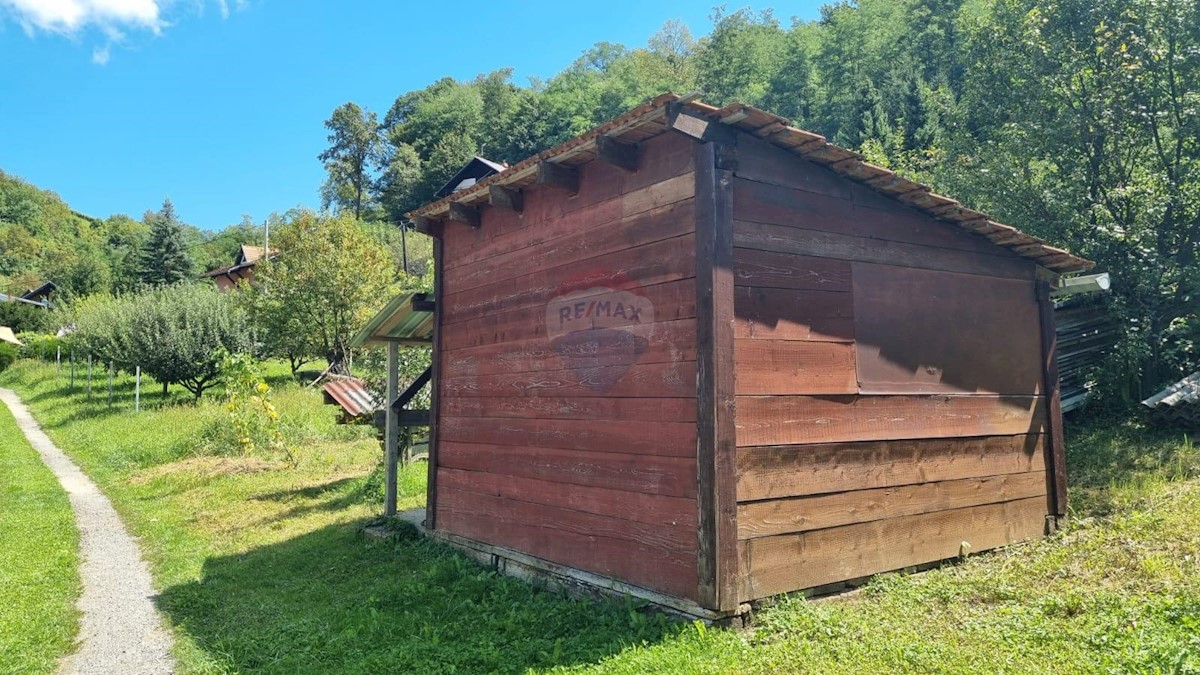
[1036, 279, 1068, 518]
[425, 238, 445, 530]
[694, 139, 738, 613]
[384, 340, 400, 516]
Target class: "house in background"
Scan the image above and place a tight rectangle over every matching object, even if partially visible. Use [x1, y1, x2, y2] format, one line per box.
[201, 244, 275, 292]
[19, 281, 57, 307]
[434, 156, 507, 199]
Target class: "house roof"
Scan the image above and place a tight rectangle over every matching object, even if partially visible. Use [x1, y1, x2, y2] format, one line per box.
[201, 244, 277, 279]
[20, 281, 56, 303]
[0, 292, 48, 308]
[408, 92, 1093, 274]
[350, 291, 435, 349]
[434, 156, 508, 199]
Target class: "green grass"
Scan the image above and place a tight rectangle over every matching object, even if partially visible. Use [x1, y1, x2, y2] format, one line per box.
[0, 392, 80, 674]
[2, 358, 1199, 673]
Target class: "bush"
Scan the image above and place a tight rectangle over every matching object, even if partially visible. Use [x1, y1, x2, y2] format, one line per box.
[17, 334, 63, 362]
[68, 284, 251, 398]
[0, 343, 15, 372]
[0, 301, 50, 334]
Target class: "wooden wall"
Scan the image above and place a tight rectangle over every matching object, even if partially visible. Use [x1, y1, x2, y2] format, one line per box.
[434, 132, 702, 601]
[730, 136, 1052, 601]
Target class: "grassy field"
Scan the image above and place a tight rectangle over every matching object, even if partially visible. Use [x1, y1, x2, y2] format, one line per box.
[1, 358, 1198, 673]
[0, 391, 80, 674]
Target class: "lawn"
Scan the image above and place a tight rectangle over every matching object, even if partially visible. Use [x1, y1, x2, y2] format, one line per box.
[0, 390, 80, 675]
[1, 358, 1198, 674]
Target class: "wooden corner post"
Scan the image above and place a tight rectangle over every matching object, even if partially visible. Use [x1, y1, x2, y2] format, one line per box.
[384, 340, 399, 516]
[1036, 279, 1068, 520]
[694, 137, 739, 613]
[426, 238, 445, 530]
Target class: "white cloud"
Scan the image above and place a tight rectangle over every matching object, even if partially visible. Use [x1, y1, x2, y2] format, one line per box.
[1, 0, 163, 35]
[91, 43, 109, 63]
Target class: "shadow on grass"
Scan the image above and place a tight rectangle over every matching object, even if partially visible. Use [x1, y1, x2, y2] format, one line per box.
[157, 522, 682, 674]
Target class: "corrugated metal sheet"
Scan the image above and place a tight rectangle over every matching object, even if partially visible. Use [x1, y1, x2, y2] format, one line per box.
[1142, 372, 1200, 426]
[350, 291, 434, 348]
[322, 378, 379, 418]
[408, 92, 1092, 274]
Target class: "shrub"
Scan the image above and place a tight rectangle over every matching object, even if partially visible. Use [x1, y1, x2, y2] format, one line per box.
[17, 334, 63, 362]
[217, 350, 291, 462]
[68, 284, 251, 398]
[0, 343, 15, 372]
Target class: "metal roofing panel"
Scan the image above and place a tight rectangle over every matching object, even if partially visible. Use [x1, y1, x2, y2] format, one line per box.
[323, 378, 379, 418]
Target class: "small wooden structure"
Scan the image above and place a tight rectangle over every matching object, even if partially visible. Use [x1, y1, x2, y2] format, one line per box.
[350, 291, 435, 515]
[404, 93, 1093, 621]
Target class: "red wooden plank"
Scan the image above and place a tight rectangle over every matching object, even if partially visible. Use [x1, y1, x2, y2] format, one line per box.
[439, 415, 697, 458]
[735, 395, 1047, 447]
[438, 466, 697, 528]
[443, 395, 697, 423]
[734, 340, 857, 395]
[441, 359, 696, 399]
[439, 441, 697, 498]
[1037, 280, 1068, 516]
[733, 286, 854, 342]
[733, 248, 852, 291]
[852, 262, 1044, 395]
[442, 279, 697, 351]
[442, 233, 696, 325]
[733, 177, 1009, 257]
[442, 318, 697, 379]
[437, 486, 699, 600]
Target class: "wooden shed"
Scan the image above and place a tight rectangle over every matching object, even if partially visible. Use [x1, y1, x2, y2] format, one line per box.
[406, 93, 1093, 622]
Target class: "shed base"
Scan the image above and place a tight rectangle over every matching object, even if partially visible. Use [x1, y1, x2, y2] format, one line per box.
[404, 515, 743, 624]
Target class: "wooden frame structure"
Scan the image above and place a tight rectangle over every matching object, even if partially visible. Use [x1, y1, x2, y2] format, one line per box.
[404, 93, 1093, 620]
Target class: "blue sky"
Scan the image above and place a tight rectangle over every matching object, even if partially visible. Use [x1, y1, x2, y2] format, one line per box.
[0, 1, 823, 231]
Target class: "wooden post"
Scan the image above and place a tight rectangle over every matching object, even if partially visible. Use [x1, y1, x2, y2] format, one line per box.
[1037, 279, 1068, 519]
[86, 355, 92, 400]
[384, 341, 400, 517]
[694, 138, 738, 612]
[69, 352, 75, 390]
[108, 361, 114, 407]
[135, 366, 141, 413]
[56, 346, 61, 375]
[425, 238, 444, 530]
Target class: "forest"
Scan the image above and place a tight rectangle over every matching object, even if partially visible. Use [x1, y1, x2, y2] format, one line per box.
[2, 0, 1197, 408]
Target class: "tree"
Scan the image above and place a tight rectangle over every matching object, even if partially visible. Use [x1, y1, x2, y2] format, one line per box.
[69, 285, 251, 398]
[319, 103, 384, 220]
[250, 211, 395, 375]
[139, 198, 193, 286]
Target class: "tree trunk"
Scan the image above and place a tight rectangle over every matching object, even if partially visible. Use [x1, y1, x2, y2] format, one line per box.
[162, 380, 169, 398]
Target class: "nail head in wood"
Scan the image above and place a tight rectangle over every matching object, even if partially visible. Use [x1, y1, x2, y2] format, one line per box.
[488, 185, 524, 213]
[596, 134, 639, 173]
[536, 160, 579, 195]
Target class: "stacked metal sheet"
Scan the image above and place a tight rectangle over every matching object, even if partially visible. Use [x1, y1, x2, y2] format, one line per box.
[1142, 372, 1200, 426]
[1055, 294, 1120, 413]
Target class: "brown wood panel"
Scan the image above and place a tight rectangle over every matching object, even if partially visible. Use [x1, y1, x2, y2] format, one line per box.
[736, 395, 1046, 447]
[443, 279, 697, 351]
[444, 131, 694, 270]
[733, 220, 1035, 280]
[737, 472, 1046, 539]
[438, 466, 696, 528]
[439, 441, 697, 498]
[437, 486, 699, 600]
[734, 340, 857, 395]
[738, 496, 1048, 600]
[737, 434, 1046, 501]
[443, 193, 694, 295]
[441, 359, 695, 399]
[443, 233, 695, 325]
[439, 415, 696, 458]
[733, 286, 854, 342]
[443, 395, 697, 423]
[852, 263, 1044, 395]
[734, 177, 1011, 257]
[733, 248, 852, 291]
[442, 318, 696, 379]
[427, 238, 444, 529]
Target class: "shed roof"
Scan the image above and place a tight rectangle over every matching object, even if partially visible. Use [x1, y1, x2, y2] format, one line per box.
[434, 156, 507, 198]
[408, 92, 1093, 274]
[350, 291, 434, 348]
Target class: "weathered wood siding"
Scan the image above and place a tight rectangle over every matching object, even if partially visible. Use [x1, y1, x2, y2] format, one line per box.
[730, 136, 1051, 601]
[434, 132, 702, 601]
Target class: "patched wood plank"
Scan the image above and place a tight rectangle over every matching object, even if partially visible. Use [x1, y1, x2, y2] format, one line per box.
[443, 395, 697, 423]
[733, 248, 852, 291]
[734, 340, 857, 395]
[737, 434, 1046, 501]
[439, 414, 696, 458]
[737, 472, 1047, 539]
[733, 286, 854, 342]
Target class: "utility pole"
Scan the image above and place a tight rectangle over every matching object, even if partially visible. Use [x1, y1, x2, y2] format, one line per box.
[400, 220, 409, 275]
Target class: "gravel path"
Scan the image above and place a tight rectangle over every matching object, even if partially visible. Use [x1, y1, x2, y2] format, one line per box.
[0, 389, 175, 674]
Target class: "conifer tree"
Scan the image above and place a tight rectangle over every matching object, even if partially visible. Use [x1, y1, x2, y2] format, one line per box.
[139, 198, 193, 286]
